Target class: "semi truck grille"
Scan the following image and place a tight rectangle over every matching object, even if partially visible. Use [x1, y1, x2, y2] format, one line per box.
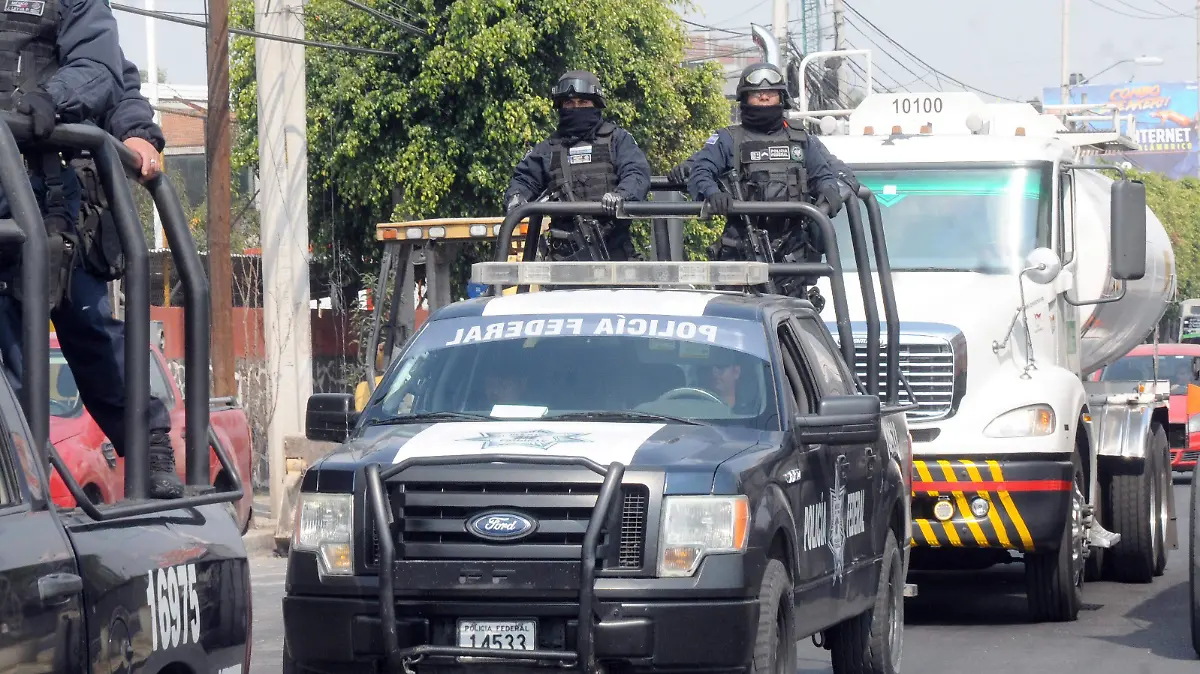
[366, 481, 650, 571]
[1167, 425, 1188, 450]
[851, 337, 959, 421]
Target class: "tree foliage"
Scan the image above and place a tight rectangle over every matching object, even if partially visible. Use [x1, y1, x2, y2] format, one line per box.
[229, 0, 728, 295]
[1133, 168, 1200, 302]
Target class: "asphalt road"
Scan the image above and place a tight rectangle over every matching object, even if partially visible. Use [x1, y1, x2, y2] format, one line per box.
[248, 481, 1197, 674]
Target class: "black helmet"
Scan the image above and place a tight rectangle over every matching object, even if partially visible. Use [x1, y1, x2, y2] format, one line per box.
[736, 62, 789, 104]
[552, 70, 606, 109]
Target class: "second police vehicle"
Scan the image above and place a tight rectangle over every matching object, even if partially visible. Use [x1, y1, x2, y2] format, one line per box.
[283, 196, 915, 674]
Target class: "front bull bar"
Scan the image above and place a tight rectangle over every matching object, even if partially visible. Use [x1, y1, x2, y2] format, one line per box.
[366, 454, 625, 674]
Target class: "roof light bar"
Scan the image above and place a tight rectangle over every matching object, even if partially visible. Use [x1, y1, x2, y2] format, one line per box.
[471, 261, 770, 287]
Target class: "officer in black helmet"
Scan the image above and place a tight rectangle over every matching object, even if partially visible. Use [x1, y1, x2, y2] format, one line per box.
[504, 70, 652, 261]
[685, 62, 844, 306]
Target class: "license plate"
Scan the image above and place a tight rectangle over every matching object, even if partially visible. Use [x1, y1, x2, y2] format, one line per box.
[456, 620, 536, 651]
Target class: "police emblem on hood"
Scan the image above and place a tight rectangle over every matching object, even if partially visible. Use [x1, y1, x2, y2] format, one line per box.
[462, 430, 589, 450]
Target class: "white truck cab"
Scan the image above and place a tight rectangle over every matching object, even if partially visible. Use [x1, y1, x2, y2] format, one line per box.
[786, 55, 1177, 623]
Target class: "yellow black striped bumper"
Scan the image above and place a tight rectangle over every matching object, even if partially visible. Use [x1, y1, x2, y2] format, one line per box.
[909, 458, 1074, 553]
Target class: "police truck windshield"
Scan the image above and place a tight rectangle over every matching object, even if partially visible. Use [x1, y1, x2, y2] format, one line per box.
[362, 314, 780, 430]
[831, 166, 1053, 274]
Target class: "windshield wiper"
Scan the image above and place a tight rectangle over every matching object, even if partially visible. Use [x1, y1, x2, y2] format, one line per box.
[365, 411, 494, 426]
[543, 411, 708, 426]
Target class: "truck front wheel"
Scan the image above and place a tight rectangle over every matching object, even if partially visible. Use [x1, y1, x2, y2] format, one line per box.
[751, 558, 796, 674]
[1025, 452, 1084, 622]
[829, 532, 904, 674]
[1105, 424, 1167, 583]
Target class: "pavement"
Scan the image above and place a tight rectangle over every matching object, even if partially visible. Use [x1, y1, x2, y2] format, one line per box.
[246, 480, 1199, 674]
[244, 493, 283, 556]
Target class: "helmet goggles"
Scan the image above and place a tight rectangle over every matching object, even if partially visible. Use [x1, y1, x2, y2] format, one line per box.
[553, 78, 604, 99]
[742, 67, 785, 87]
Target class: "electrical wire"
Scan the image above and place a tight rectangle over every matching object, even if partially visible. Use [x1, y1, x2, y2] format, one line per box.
[112, 2, 407, 57]
[1086, 0, 1192, 19]
[843, 15, 940, 92]
[841, 1, 1020, 102]
[336, 0, 425, 35]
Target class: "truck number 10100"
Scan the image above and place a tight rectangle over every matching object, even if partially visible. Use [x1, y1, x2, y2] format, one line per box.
[892, 97, 944, 114]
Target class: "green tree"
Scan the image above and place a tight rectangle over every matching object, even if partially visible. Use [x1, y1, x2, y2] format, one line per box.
[1132, 169, 1200, 303]
[229, 0, 728, 299]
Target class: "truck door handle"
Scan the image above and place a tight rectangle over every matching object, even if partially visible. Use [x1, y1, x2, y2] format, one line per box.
[865, 448, 878, 475]
[38, 573, 83, 606]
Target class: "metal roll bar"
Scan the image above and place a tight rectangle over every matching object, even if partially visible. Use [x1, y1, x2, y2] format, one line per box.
[0, 112, 239, 516]
[495, 198, 901, 404]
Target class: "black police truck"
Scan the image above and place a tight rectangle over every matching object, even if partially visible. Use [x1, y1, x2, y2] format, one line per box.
[0, 115, 250, 673]
[286, 195, 913, 674]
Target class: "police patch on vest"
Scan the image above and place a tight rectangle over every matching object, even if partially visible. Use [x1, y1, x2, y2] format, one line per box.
[749, 146, 792, 162]
[791, 145, 804, 161]
[5, 0, 45, 15]
[568, 145, 593, 165]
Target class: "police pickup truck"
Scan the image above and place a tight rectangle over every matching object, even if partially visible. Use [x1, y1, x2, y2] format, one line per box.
[0, 115, 250, 673]
[286, 198, 913, 674]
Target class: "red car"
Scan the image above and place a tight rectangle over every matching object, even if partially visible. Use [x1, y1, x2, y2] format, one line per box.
[1095, 343, 1200, 471]
[48, 334, 255, 531]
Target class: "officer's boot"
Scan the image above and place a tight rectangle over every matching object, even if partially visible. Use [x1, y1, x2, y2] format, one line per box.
[148, 431, 185, 499]
[807, 286, 826, 313]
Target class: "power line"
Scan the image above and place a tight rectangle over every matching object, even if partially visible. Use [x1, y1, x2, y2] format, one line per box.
[681, 18, 750, 36]
[111, 2, 407, 57]
[1086, 0, 1192, 18]
[841, 1, 1020, 102]
[843, 15, 940, 91]
[337, 0, 425, 35]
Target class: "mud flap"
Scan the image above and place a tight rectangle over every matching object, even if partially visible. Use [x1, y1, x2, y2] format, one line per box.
[1168, 474, 1179, 550]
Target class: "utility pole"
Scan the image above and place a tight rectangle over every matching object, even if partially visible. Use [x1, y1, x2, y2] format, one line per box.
[833, 0, 846, 104]
[256, 0, 313, 517]
[1061, 0, 1071, 105]
[207, 0, 235, 397]
[772, 0, 788, 46]
[145, 0, 163, 249]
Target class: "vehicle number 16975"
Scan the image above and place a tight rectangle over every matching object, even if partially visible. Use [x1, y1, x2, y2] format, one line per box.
[457, 620, 536, 651]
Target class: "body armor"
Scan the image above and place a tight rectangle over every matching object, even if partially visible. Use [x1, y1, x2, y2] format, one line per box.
[546, 122, 618, 202]
[0, 0, 61, 103]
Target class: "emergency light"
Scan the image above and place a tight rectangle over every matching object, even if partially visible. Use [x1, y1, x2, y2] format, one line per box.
[470, 261, 770, 287]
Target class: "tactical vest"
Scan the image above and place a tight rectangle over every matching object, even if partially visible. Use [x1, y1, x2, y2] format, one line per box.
[547, 122, 618, 202]
[725, 124, 810, 203]
[0, 0, 60, 104]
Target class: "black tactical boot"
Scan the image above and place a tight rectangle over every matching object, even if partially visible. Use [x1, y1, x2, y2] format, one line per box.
[807, 286, 826, 313]
[148, 432, 185, 499]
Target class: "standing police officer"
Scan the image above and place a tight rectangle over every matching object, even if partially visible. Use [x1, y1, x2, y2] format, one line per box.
[686, 62, 844, 304]
[504, 70, 651, 261]
[0, 3, 186, 499]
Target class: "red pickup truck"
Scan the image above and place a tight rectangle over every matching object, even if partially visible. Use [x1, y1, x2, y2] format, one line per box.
[47, 334, 255, 532]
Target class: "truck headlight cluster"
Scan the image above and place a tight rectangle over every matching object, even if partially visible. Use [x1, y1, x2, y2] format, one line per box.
[657, 496, 749, 578]
[293, 493, 354, 576]
[983, 404, 1055, 438]
[1188, 414, 1200, 438]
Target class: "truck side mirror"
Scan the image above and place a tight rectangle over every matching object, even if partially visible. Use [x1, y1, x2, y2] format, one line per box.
[1110, 180, 1147, 281]
[794, 394, 881, 445]
[306, 393, 358, 444]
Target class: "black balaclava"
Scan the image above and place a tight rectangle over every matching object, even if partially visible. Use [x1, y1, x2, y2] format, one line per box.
[739, 102, 785, 133]
[556, 107, 603, 140]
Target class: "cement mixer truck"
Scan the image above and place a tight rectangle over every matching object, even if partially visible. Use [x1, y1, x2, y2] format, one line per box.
[771, 48, 1177, 623]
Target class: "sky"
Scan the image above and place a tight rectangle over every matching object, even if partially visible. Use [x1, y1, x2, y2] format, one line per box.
[114, 0, 1200, 100]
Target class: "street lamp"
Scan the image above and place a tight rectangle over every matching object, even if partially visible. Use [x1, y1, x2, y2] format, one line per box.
[1070, 56, 1164, 87]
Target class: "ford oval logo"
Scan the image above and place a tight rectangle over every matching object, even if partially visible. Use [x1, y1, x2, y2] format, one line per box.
[467, 512, 536, 541]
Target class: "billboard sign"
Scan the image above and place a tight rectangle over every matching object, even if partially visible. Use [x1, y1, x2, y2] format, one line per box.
[1042, 81, 1199, 179]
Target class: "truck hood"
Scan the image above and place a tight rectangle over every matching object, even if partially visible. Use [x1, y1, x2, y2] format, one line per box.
[314, 420, 763, 489]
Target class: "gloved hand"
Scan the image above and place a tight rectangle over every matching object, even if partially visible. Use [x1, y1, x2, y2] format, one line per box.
[817, 183, 843, 217]
[704, 191, 731, 217]
[667, 162, 690, 185]
[505, 193, 528, 214]
[16, 89, 56, 139]
[601, 192, 624, 217]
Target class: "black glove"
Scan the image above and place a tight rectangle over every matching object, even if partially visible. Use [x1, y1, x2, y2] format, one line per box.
[16, 89, 56, 139]
[667, 162, 690, 185]
[601, 192, 624, 217]
[817, 184, 843, 217]
[505, 193, 527, 214]
[704, 191, 731, 217]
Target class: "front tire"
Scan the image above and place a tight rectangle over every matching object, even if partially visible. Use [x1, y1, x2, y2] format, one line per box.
[1188, 465, 1199, 657]
[1025, 453, 1084, 622]
[750, 558, 796, 674]
[829, 532, 904, 674]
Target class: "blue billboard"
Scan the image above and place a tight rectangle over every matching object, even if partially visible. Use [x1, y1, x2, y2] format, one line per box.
[1042, 81, 1199, 180]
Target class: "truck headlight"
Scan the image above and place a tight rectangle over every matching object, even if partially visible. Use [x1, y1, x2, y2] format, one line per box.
[293, 493, 354, 576]
[1188, 415, 1200, 436]
[983, 404, 1055, 438]
[657, 496, 749, 578]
